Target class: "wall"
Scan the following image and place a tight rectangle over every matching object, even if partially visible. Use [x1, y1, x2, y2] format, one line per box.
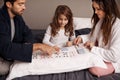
[0, 0, 92, 29]
[0, 0, 120, 29]
[0, 0, 3, 7]
[23, 0, 92, 29]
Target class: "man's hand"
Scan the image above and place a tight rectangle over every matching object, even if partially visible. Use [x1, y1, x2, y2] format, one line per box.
[33, 43, 56, 55]
[53, 46, 60, 52]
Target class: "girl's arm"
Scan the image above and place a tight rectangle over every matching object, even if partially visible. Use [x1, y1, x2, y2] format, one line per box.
[42, 26, 55, 46]
[66, 30, 76, 47]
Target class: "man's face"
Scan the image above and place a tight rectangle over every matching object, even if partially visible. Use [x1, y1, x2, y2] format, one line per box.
[9, 0, 26, 16]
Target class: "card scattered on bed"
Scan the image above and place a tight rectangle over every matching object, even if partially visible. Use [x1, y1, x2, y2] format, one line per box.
[32, 44, 88, 59]
[6, 45, 107, 80]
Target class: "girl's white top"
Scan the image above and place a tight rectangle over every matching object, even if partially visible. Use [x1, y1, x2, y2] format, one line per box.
[43, 25, 75, 48]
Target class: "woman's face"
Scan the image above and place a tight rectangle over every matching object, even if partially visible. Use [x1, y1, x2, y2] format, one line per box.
[58, 14, 68, 28]
[92, 1, 105, 19]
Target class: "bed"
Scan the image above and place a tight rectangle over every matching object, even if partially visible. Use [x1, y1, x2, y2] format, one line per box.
[12, 70, 120, 80]
[6, 17, 120, 80]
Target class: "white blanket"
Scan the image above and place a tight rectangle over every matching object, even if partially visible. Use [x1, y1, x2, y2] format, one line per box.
[6, 46, 107, 80]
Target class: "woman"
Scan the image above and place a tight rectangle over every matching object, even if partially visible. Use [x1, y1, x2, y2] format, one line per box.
[74, 0, 120, 77]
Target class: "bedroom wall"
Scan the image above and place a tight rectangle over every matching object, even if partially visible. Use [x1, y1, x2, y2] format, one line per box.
[0, 0, 93, 29]
[0, 0, 120, 29]
[23, 0, 92, 29]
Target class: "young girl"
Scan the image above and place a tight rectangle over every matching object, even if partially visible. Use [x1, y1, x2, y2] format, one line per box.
[43, 5, 75, 50]
[74, 0, 120, 77]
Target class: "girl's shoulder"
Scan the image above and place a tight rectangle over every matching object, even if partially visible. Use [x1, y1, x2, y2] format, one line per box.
[46, 25, 52, 29]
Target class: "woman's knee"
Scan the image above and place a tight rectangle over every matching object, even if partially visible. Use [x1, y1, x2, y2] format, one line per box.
[89, 67, 101, 77]
[88, 63, 115, 77]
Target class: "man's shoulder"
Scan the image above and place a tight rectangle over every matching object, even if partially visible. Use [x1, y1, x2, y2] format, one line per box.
[0, 8, 4, 19]
[0, 6, 9, 20]
[0, 10, 6, 24]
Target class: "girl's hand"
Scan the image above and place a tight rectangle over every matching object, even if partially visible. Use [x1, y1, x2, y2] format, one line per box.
[66, 41, 73, 47]
[84, 41, 94, 50]
[73, 37, 83, 45]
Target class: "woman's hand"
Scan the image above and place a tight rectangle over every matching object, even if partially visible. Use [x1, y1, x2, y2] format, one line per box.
[84, 41, 94, 50]
[73, 36, 83, 45]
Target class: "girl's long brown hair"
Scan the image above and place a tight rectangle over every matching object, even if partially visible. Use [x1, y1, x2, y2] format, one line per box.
[91, 0, 120, 45]
[50, 5, 74, 37]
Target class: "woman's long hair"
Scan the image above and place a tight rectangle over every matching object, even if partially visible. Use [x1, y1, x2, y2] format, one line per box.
[91, 0, 120, 45]
[50, 5, 74, 37]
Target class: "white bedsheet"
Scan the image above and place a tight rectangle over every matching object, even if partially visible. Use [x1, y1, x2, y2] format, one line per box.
[6, 46, 107, 80]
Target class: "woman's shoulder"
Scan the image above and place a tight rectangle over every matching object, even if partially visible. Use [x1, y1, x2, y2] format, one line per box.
[113, 18, 120, 26]
[112, 18, 120, 30]
[115, 17, 120, 23]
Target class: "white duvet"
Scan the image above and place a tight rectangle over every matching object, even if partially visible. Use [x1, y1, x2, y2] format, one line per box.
[6, 46, 107, 80]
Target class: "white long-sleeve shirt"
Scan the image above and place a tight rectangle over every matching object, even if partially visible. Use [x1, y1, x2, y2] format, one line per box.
[81, 18, 120, 73]
[43, 25, 75, 48]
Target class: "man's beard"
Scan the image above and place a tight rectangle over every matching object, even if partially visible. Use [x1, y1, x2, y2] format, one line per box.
[11, 9, 22, 16]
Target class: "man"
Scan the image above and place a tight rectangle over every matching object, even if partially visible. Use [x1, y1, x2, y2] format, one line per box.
[0, 0, 56, 77]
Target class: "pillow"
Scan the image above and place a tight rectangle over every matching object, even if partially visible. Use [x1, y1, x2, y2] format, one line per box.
[75, 28, 91, 37]
[73, 17, 92, 30]
[31, 29, 46, 43]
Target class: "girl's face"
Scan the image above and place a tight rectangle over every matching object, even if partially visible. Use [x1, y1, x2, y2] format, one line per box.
[92, 1, 105, 19]
[58, 14, 68, 28]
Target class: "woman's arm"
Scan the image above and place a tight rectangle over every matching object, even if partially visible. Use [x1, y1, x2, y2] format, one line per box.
[91, 20, 120, 62]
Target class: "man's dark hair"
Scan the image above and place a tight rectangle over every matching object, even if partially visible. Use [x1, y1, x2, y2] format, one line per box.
[4, 0, 16, 5]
